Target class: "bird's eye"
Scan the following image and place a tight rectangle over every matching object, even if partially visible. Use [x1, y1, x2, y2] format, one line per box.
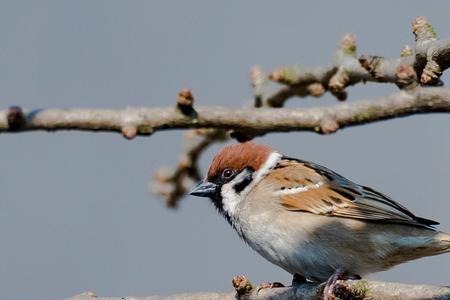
[222, 169, 234, 179]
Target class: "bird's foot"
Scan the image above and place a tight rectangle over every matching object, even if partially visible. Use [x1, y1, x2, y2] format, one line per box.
[323, 268, 361, 300]
[256, 281, 285, 294]
[292, 273, 307, 286]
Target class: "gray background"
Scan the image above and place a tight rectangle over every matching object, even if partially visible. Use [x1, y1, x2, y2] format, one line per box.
[1, 1, 449, 300]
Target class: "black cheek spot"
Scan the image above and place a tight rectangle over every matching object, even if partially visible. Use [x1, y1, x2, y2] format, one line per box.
[233, 171, 253, 194]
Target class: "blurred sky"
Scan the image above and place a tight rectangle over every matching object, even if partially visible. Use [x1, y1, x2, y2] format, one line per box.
[1, 1, 450, 300]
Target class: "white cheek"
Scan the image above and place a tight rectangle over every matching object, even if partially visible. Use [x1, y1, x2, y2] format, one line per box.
[221, 172, 248, 217]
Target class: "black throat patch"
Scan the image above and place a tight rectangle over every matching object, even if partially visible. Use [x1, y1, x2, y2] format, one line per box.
[209, 192, 233, 226]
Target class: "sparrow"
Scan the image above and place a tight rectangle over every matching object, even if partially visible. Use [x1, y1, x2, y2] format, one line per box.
[190, 142, 450, 295]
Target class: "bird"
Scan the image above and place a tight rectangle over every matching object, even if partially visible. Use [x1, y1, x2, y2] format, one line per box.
[190, 142, 450, 298]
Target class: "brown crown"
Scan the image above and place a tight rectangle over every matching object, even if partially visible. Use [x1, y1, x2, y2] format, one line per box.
[207, 142, 274, 179]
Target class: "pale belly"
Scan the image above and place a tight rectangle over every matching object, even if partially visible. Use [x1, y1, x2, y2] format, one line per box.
[235, 211, 387, 282]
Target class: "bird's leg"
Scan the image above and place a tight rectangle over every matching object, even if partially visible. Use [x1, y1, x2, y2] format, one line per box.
[292, 273, 307, 285]
[256, 281, 285, 294]
[323, 268, 361, 300]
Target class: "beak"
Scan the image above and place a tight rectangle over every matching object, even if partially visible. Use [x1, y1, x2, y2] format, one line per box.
[189, 181, 218, 198]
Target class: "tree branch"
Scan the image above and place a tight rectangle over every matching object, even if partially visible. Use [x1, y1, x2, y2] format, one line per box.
[1, 87, 450, 137]
[62, 277, 450, 300]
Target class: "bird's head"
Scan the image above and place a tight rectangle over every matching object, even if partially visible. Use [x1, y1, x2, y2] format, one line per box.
[190, 142, 281, 219]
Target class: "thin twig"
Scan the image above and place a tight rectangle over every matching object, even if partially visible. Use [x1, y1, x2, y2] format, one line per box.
[151, 129, 227, 207]
[265, 16, 448, 107]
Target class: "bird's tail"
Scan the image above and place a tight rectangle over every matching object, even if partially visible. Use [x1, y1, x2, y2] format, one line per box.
[384, 230, 450, 267]
[435, 232, 450, 254]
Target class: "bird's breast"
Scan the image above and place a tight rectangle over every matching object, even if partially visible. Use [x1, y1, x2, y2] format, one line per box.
[235, 209, 322, 275]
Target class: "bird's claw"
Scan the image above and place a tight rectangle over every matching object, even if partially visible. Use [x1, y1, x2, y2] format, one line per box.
[323, 268, 361, 300]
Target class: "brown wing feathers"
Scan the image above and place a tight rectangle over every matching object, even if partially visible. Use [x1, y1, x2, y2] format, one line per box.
[282, 187, 350, 215]
[271, 158, 438, 227]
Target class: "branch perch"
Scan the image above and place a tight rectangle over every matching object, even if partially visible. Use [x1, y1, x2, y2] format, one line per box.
[62, 277, 450, 300]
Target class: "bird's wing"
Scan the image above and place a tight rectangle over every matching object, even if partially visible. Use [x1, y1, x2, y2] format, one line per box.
[268, 157, 438, 227]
